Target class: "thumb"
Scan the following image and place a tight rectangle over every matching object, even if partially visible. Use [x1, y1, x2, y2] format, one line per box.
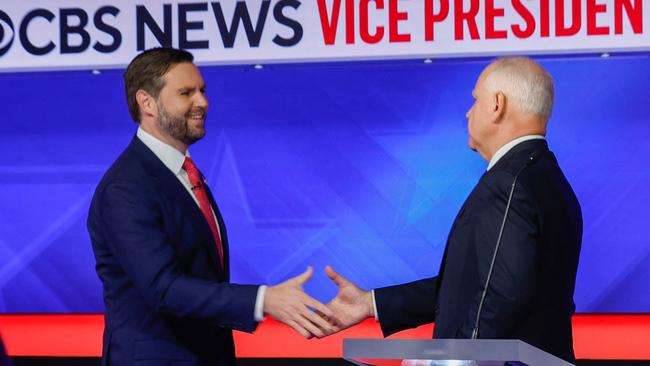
[290, 266, 313, 286]
[325, 265, 349, 288]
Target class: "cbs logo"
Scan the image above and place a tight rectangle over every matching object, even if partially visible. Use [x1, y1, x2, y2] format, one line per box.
[0, 7, 121, 57]
[0, 10, 15, 57]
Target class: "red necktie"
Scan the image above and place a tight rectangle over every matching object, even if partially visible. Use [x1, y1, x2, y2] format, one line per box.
[182, 157, 224, 268]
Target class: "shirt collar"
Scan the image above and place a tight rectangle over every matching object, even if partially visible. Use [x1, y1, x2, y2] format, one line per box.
[136, 127, 189, 175]
[487, 135, 545, 171]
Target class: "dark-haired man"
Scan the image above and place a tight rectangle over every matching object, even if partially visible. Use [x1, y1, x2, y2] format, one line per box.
[88, 48, 333, 366]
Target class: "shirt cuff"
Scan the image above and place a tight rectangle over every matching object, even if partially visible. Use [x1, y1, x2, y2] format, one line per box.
[254, 285, 267, 322]
[371, 289, 379, 321]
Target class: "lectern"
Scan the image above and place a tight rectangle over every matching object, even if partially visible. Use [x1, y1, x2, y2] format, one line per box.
[343, 339, 574, 366]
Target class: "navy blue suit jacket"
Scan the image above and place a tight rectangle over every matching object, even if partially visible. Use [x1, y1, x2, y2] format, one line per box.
[375, 139, 582, 362]
[88, 136, 258, 366]
[0, 334, 9, 366]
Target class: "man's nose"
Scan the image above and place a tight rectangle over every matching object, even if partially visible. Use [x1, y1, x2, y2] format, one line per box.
[194, 92, 208, 109]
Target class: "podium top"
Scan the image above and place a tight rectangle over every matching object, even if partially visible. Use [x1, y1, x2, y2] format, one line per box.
[343, 339, 574, 366]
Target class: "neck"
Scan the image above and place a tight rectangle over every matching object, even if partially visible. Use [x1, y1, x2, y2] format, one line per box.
[486, 133, 545, 162]
[484, 115, 546, 161]
[139, 120, 188, 154]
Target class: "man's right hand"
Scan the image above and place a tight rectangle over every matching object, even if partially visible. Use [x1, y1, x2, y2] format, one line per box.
[325, 266, 374, 331]
[263, 267, 334, 339]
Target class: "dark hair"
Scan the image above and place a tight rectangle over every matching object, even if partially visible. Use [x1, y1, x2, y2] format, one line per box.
[124, 47, 194, 122]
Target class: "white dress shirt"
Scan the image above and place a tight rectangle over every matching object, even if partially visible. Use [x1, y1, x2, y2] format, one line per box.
[487, 135, 545, 171]
[137, 128, 266, 321]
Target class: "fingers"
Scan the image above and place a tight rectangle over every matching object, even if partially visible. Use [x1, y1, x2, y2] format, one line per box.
[267, 280, 337, 338]
[314, 308, 330, 322]
[298, 312, 329, 338]
[290, 266, 313, 286]
[302, 295, 334, 319]
[282, 306, 333, 339]
[302, 306, 334, 335]
[325, 265, 349, 287]
[296, 293, 335, 337]
[286, 319, 312, 339]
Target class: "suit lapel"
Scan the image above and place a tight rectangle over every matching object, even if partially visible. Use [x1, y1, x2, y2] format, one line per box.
[128, 137, 225, 273]
[201, 178, 230, 278]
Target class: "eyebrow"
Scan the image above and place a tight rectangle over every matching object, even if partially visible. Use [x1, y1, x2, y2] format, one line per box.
[178, 85, 207, 92]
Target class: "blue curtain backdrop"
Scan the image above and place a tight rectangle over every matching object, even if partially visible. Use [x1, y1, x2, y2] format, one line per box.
[0, 55, 648, 313]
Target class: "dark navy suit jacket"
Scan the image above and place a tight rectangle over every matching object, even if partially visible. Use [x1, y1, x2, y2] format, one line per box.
[375, 139, 582, 362]
[0, 334, 10, 366]
[88, 136, 258, 366]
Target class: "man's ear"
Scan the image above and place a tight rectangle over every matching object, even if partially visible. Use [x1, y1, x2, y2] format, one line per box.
[136, 90, 156, 119]
[492, 91, 507, 123]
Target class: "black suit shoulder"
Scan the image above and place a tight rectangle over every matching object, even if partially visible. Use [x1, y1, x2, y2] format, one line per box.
[484, 139, 582, 362]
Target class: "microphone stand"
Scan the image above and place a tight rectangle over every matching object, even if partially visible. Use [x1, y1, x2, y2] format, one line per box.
[471, 154, 537, 339]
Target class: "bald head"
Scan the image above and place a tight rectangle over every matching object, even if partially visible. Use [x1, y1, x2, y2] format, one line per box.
[483, 57, 555, 122]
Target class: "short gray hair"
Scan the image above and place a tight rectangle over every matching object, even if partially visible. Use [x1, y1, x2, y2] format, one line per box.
[484, 57, 554, 121]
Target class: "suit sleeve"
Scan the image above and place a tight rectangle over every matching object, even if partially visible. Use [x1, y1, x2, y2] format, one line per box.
[96, 179, 259, 332]
[460, 170, 540, 338]
[374, 277, 438, 336]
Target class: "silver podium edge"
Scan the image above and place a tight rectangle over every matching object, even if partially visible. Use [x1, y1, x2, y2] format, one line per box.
[343, 338, 574, 366]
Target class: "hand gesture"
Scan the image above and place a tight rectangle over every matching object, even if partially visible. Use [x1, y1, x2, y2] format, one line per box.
[325, 266, 374, 331]
[263, 266, 334, 338]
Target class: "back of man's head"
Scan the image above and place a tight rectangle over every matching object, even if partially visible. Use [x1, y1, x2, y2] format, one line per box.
[484, 57, 554, 122]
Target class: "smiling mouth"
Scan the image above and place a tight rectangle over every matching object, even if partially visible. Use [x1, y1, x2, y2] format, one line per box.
[187, 110, 206, 122]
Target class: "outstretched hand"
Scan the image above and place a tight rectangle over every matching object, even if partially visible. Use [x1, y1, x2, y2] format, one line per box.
[325, 266, 374, 332]
[263, 267, 334, 339]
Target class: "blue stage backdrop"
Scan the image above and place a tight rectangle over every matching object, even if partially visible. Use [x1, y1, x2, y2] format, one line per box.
[0, 56, 648, 313]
